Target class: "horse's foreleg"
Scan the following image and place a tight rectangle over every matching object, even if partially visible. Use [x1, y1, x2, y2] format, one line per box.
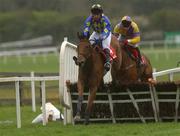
[75, 95, 83, 116]
[74, 80, 84, 121]
[84, 87, 97, 125]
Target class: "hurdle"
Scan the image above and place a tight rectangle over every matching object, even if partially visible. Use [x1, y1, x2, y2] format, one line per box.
[59, 38, 180, 124]
[67, 82, 159, 123]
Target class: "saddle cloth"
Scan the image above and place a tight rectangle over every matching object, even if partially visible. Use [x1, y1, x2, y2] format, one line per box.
[126, 47, 146, 65]
[110, 46, 117, 61]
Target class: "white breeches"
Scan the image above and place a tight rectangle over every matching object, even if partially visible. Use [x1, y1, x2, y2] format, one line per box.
[89, 32, 111, 50]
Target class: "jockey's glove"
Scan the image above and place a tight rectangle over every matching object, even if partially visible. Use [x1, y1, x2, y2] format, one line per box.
[100, 32, 108, 40]
[83, 32, 89, 38]
[123, 39, 129, 45]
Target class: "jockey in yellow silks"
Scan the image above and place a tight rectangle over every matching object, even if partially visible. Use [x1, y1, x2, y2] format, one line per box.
[113, 16, 144, 66]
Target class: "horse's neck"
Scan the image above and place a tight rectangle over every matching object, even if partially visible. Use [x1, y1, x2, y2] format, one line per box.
[90, 50, 103, 66]
[80, 50, 104, 86]
[121, 46, 135, 67]
[82, 49, 104, 73]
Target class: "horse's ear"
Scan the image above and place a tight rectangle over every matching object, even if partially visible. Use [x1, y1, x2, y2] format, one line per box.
[77, 32, 81, 39]
[87, 32, 90, 39]
[77, 31, 90, 40]
[77, 32, 84, 39]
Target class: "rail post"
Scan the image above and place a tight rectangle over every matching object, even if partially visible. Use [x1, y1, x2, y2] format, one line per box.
[31, 71, 36, 112]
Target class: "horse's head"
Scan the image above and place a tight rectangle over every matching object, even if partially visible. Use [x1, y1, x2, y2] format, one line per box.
[73, 32, 92, 67]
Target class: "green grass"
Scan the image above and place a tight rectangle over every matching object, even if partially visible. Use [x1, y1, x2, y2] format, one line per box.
[142, 48, 180, 71]
[1, 106, 180, 136]
[0, 53, 59, 73]
[0, 48, 179, 73]
[0, 49, 179, 135]
[143, 49, 180, 80]
[0, 49, 179, 101]
[0, 81, 60, 104]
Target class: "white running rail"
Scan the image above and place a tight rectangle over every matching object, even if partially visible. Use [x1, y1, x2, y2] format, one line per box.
[0, 75, 59, 128]
[0, 47, 57, 57]
[153, 67, 180, 81]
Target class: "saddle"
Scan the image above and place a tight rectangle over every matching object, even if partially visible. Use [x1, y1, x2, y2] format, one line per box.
[94, 45, 117, 62]
[123, 45, 146, 66]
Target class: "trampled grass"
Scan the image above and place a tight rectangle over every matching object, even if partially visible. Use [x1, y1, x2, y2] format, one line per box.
[1, 106, 180, 136]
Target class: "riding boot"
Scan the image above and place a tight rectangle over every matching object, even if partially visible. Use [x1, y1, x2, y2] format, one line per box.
[136, 48, 144, 67]
[104, 48, 111, 72]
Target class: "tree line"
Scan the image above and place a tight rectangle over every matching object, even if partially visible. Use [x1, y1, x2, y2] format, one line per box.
[0, 0, 180, 43]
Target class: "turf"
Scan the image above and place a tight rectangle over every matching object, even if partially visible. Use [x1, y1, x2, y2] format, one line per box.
[0, 54, 59, 73]
[0, 49, 179, 135]
[1, 106, 180, 136]
[0, 49, 179, 73]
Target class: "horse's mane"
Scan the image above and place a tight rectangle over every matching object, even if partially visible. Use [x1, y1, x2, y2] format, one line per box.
[77, 32, 89, 41]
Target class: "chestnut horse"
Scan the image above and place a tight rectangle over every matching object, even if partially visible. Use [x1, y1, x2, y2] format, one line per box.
[111, 42, 154, 84]
[73, 33, 121, 124]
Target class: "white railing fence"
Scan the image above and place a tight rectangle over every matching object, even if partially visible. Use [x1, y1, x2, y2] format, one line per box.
[153, 67, 180, 81]
[140, 40, 180, 49]
[140, 40, 180, 62]
[0, 74, 59, 128]
[0, 35, 57, 64]
[0, 35, 53, 50]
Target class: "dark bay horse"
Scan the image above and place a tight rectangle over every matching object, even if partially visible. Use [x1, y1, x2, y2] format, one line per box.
[73, 33, 121, 124]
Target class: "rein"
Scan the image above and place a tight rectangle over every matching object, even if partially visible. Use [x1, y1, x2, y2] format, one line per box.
[123, 64, 135, 70]
[78, 38, 105, 64]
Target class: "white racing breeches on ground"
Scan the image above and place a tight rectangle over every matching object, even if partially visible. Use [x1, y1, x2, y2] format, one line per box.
[89, 32, 111, 50]
[32, 102, 64, 124]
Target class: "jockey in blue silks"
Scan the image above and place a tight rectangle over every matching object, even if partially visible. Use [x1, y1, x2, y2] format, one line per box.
[83, 4, 111, 72]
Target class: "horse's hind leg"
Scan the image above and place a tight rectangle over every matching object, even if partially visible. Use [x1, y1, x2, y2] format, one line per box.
[142, 61, 153, 82]
[84, 87, 97, 125]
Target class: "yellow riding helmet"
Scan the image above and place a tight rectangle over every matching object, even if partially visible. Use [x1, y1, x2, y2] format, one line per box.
[121, 16, 132, 27]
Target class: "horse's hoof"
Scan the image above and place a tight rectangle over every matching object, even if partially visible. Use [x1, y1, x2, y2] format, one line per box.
[148, 78, 156, 84]
[84, 116, 90, 125]
[84, 120, 89, 125]
[74, 115, 81, 122]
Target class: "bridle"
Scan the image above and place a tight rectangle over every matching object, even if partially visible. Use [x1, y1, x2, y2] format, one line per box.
[73, 38, 104, 66]
[78, 40, 92, 60]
